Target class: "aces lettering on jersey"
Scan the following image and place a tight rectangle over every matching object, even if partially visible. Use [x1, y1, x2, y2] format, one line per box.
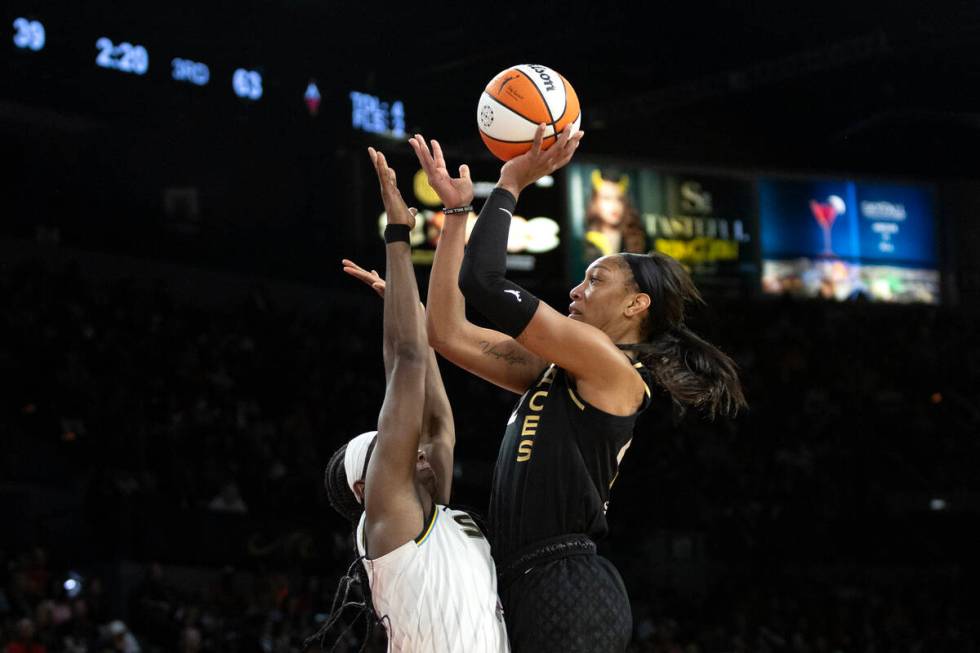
[516, 365, 558, 462]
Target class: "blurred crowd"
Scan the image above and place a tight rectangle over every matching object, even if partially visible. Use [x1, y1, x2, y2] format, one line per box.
[0, 546, 373, 653]
[1, 257, 977, 652]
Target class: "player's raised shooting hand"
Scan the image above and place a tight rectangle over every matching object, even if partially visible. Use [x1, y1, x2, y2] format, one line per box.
[498, 123, 584, 200]
[342, 258, 386, 298]
[369, 147, 416, 229]
[409, 134, 474, 210]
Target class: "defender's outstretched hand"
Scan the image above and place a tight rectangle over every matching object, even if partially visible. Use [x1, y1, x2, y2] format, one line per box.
[342, 259, 386, 298]
[498, 124, 584, 200]
[368, 147, 416, 229]
[408, 134, 474, 209]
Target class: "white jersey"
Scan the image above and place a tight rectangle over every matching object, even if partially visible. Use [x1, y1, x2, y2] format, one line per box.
[356, 505, 509, 653]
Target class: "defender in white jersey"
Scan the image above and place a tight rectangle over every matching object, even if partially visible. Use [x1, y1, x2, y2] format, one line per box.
[355, 505, 505, 652]
[318, 147, 508, 653]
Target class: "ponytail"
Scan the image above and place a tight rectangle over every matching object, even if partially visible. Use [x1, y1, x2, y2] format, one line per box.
[619, 252, 747, 420]
[620, 324, 745, 420]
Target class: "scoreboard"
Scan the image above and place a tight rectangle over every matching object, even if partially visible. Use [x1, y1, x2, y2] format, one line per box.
[2, 7, 425, 285]
[6, 12, 406, 135]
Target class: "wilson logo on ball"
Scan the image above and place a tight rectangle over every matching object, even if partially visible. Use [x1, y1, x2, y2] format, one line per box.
[526, 64, 556, 91]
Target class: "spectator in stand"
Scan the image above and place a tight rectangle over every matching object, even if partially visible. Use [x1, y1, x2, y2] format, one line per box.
[5, 619, 45, 653]
[62, 599, 98, 653]
[176, 626, 200, 653]
[100, 621, 139, 653]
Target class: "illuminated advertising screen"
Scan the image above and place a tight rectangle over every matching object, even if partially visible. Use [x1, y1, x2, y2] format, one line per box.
[855, 183, 937, 265]
[566, 163, 758, 292]
[355, 150, 565, 287]
[759, 179, 939, 304]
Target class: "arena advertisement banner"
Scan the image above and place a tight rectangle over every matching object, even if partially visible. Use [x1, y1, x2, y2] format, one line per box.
[854, 182, 937, 266]
[565, 162, 758, 292]
[759, 178, 940, 304]
[759, 179, 860, 260]
[355, 149, 565, 288]
[659, 173, 759, 291]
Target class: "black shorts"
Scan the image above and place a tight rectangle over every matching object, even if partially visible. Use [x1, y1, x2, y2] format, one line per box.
[498, 540, 632, 653]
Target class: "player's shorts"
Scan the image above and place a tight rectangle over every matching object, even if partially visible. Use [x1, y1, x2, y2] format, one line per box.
[496, 534, 632, 653]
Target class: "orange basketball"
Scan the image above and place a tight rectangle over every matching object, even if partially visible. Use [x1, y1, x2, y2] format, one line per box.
[477, 64, 581, 161]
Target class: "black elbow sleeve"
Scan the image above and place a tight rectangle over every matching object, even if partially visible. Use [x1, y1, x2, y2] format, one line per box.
[458, 188, 540, 338]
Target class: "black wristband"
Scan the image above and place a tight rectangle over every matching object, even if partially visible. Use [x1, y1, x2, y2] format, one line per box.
[443, 205, 473, 215]
[383, 224, 411, 244]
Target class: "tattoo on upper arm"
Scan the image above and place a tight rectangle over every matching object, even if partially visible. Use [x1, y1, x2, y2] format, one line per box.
[479, 340, 527, 366]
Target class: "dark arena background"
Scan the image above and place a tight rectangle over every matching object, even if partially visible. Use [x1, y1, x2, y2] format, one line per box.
[3, 2, 980, 651]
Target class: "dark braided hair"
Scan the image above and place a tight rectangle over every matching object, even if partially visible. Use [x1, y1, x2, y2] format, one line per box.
[618, 252, 747, 420]
[324, 443, 365, 526]
[305, 442, 385, 651]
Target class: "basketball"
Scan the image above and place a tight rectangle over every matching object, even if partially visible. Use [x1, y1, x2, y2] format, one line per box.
[477, 64, 581, 161]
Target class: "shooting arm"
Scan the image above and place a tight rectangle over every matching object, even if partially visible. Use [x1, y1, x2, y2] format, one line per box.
[460, 191, 645, 416]
[427, 212, 546, 394]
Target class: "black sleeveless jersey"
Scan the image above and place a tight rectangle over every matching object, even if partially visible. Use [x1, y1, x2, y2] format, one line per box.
[488, 361, 654, 561]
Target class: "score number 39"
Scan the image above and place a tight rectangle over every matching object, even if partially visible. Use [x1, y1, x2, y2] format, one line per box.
[13, 17, 45, 51]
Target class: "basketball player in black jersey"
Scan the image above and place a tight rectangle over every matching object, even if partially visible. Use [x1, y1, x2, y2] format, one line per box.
[411, 126, 746, 652]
